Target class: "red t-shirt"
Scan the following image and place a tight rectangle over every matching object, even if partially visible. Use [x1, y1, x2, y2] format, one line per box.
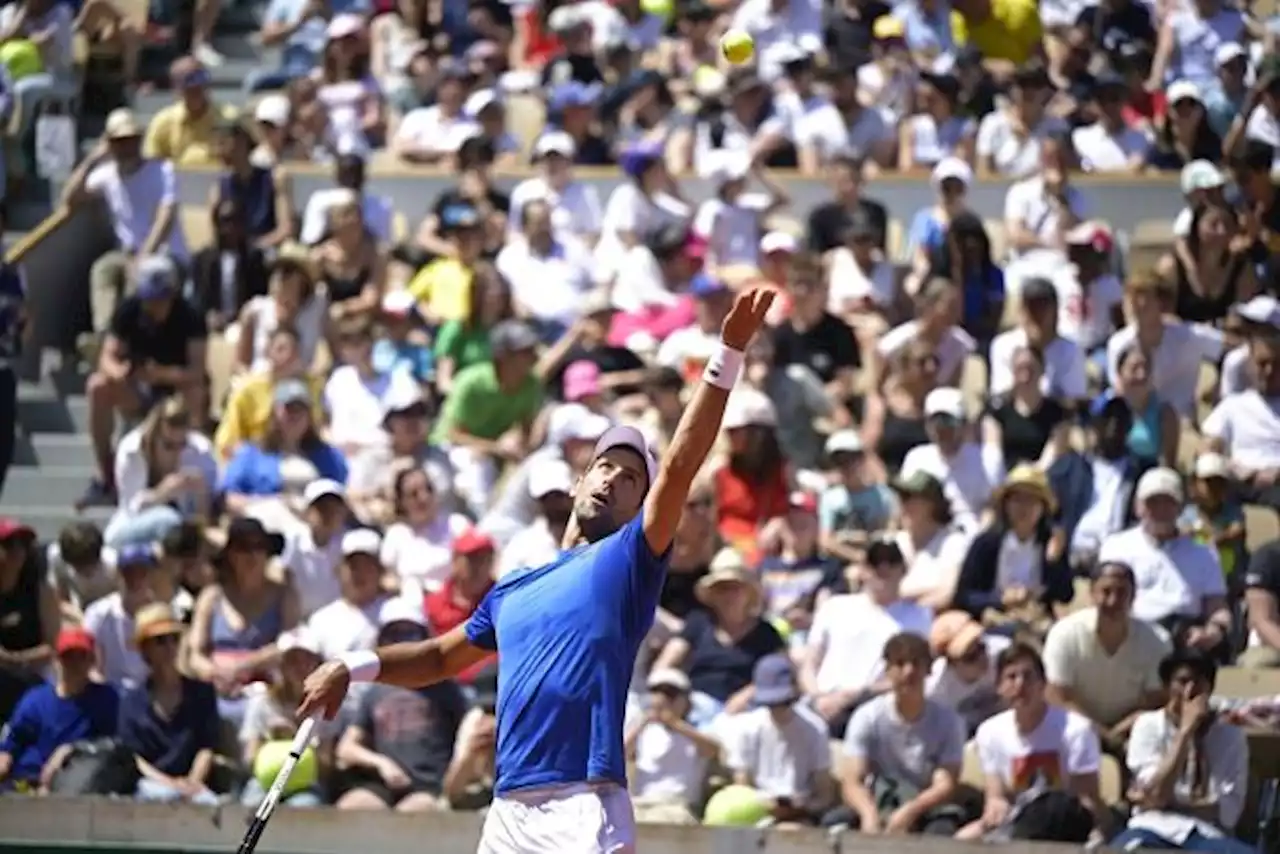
[425, 578, 496, 683]
[714, 465, 789, 563]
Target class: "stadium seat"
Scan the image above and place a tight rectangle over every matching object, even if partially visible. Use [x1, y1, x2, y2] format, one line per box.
[180, 205, 213, 254]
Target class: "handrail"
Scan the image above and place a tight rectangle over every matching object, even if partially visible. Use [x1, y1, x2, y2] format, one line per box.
[5, 205, 73, 264]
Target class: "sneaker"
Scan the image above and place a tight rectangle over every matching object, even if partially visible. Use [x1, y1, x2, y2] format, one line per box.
[193, 42, 226, 68]
[76, 479, 116, 511]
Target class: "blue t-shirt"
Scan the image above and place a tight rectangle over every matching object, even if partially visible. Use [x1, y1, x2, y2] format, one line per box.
[0, 681, 118, 782]
[220, 441, 348, 496]
[465, 511, 670, 794]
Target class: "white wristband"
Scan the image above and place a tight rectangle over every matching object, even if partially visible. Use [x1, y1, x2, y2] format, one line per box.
[703, 344, 744, 390]
[339, 650, 381, 683]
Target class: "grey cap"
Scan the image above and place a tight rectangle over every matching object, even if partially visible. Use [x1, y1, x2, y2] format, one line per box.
[489, 320, 540, 356]
[135, 255, 178, 299]
[273, 378, 311, 406]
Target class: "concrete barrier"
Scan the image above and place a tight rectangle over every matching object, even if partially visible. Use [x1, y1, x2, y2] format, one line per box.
[0, 798, 1098, 854]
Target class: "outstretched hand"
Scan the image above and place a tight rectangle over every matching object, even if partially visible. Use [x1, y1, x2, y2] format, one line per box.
[721, 285, 776, 351]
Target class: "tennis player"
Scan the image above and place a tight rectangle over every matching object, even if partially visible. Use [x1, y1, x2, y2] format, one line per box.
[297, 285, 774, 853]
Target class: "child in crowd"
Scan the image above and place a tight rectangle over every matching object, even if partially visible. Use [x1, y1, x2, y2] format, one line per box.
[626, 668, 721, 825]
[818, 429, 897, 566]
[1181, 453, 1247, 597]
[47, 522, 117, 621]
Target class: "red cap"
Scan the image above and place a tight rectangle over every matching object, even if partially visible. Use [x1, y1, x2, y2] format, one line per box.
[453, 527, 495, 557]
[1064, 221, 1114, 255]
[788, 491, 818, 514]
[0, 517, 34, 541]
[55, 626, 96, 656]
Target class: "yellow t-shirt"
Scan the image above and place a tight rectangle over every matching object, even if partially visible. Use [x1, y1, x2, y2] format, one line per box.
[214, 373, 326, 460]
[142, 101, 235, 167]
[951, 0, 1043, 65]
[407, 258, 474, 324]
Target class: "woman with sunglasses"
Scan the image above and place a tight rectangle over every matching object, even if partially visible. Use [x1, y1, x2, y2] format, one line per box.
[381, 465, 468, 602]
[105, 397, 218, 548]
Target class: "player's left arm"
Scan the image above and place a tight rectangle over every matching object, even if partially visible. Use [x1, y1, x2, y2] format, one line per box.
[643, 286, 775, 556]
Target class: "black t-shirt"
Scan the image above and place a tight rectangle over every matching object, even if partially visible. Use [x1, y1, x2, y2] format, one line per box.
[984, 395, 1069, 468]
[1077, 0, 1155, 53]
[547, 342, 645, 399]
[357, 682, 467, 792]
[823, 1, 891, 72]
[1245, 540, 1280, 597]
[806, 198, 889, 254]
[109, 295, 207, 367]
[680, 609, 785, 702]
[541, 52, 605, 88]
[431, 187, 512, 223]
[773, 313, 860, 384]
[661, 564, 710, 619]
[569, 133, 615, 166]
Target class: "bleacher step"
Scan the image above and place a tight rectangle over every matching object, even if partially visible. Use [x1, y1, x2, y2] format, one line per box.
[9, 506, 114, 542]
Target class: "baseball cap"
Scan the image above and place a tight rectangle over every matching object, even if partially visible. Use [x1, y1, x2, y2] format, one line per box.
[930, 156, 972, 189]
[647, 667, 691, 693]
[689, 273, 729, 299]
[760, 231, 797, 255]
[533, 130, 576, 160]
[752, 654, 798, 706]
[273, 378, 311, 407]
[453, 527, 496, 556]
[489, 320, 540, 357]
[133, 603, 184, 645]
[327, 12, 364, 39]
[706, 150, 751, 185]
[529, 458, 574, 499]
[563, 360, 603, 402]
[381, 290, 419, 318]
[303, 478, 346, 506]
[278, 626, 321, 657]
[1180, 160, 1226, 194]
[1167, 80, 1203, 104]
[254, 94, 290, 127]
[104, 107, 143, 139]
[135, 256, 178, 299]
[0, 517, 33, 541]
[929, 611, 984, 660]
[465, 88, 502, 118]
[1215, 43, 1247, 67]
[723, 388, 778, 430]
[1194, 452, 1230, 480]
[1136, 467, 1184, 503]
[1235, 295, 1280, 328]
[117, 543, 159, 569]
[55, 626, 96, 656]
[924, 387, 965, 420]
[341, 528, 382, 557]
[788, 491, 818, 514]
[593, 423, 659, 488]
[548, 403, 612, 445]
[825, 429, 864, 456]
[381, 381, 428, 419]
[378, 596, 427, 630]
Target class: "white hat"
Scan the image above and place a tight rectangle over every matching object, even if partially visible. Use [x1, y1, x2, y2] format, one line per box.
[825, 429, 865, 456]
[303, 478, 346, 506]
[1215, 43, 1247, 67]
[646, 667, 691, 692]
[533, 130, 576, 160]
[1167, 80, 1203, 105]
[1180, 160, 1226, 194]
[278, 627, 321, 657]
[465, 88, 502, 118]
[548, 403, 612, 445]
[1136, 467, 1184, 503]
[930, 156, 973, 189]
[1194, 453, 1230, 480]
[327, 12, 364, 40]
[593, 423, 659, 487]
[381, 290, 418, 316]
[760, 231, 798, 255]
[104, 107, 143, 139]
[723, 388, 778, 430]
[706, 150, 751, 185]
[382, 380, 428, 417]
[378, 597, 427, 629]
[924, 387, 965, 420]
[254, 94, 290, 127]
[1235, 295, 1280, 328]
[341, 528, 383, 557]
[529, 459, 574, 499]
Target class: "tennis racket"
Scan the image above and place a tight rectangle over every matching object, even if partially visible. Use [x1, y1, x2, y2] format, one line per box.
[237, 715, 318, 854]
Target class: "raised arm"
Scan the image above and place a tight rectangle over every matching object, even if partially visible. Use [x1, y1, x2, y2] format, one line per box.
[642, 286, 774, 555]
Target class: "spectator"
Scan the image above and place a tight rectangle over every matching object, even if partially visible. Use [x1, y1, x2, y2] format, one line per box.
[210, 121, 297, 250]
[0, 518, 58, 722]
[905, 158, 974, 285]
[873, 278, 971, 391]
[771, 254, 859, 414]
[1043, 560, 1170, 752]
[1158, 198, 1259, 325]
[221, 379, 348, 514]
[433, 265, 514, 394]
[692, 154, 787, 269]
[0, 0, 75, 145]
[442, 663, 497, 810]
[250, 94, 296, 167]
[188, 197, 270, 335]
[893, 471, 972, 610]
[235, 244, 327, 376]
[954, 465, 1072, 628]
[83, 543, 177, 690]
[496, 458, 573, 578]
[380, 465, 467, 600]
[756, 490, 841, 629]
[1098, 468, 1233, 658]
[187, 518, 299, 724]
[507, 131, 603, 245]
[408, 202, 487, 327]
[829, 632, 969, 835]
[802, 537, 931, 738]
[1202, 326, 1280, 513]
[975, 66, 1067, 179]
[159, 522, 208, 623]
[1053, 395, 1141, 566]
[119, 603, 220, 805]
[279, 479, 351, 619]
[901, 387, 1004, 532]
[716, 654, 832, 825]
[656, 273, 732, 384]
[495, 201, 594, 342]
[921, 214, 1006, 349]
[315, 15, 385, 153]
[394, 63, 477, 166]
[1003, 134, 1088, 267]
[818, 430, 896, 563]
[1145, 81, 1223, 172]
[1242, 541, 1280, 668]
[955, 643, 1106, 841]
[657, 476, 720, 623]
[952, 0, 1042, 69]
[237, 626, 326, 808]
[300, 153, 395, 246]
[423, 527, 497, 684]
[653, 548, 785, 724]
[826, 209, 898, 338]
[324, 317, 420, 457]
[1149, 0, 1246, 92]
[900, 72, 976, 171]
[307, 529, 391, 660]
[926, 612, 1008, 736]
[805, 156, 887, 254]
[0, 627, 117, 794]
[1072, 72, 1151, 172]
[106, 397, 217, 547]
[334, 599, 466, 812]
[143, 57, 234, 166]
[314, 192, 386, 324]
[1102, 344, 1180, 469]
[1111, 650, 1251, 854]
[861, 339, 937, 476]
[1051, 221, 1124, 362]
[254, 0, 363, 92]
[373, 291, 433, 387]
[62, 109, 187, 353]
[981, 346, 1071, 469]
[1181, 453, 1248, 592]
[626, 671, 721, 827]
[543, 292, 645, 401]
[595, 141, 690, 285]
[989, 278, 1087, 402]
[216, 325, 325, 462]
[83, 256, 208, 508]
[47, 522, 116, 621]
[713, 388, 790, 555]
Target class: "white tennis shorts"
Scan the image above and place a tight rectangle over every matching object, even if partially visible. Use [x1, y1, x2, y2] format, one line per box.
[477, 782, 637, 854]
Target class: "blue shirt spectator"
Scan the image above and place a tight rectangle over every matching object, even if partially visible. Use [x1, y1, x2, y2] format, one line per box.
[0, 679, 118, 787]
[118, 676, 220, 779]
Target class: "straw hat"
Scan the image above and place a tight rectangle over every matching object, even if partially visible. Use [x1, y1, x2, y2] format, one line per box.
[134, 602, 185, 646]
[993, 464, 1056, 512]
[695, 547, 762, 610]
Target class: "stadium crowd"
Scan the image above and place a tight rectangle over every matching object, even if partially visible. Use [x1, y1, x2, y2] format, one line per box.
[1, 0, 1280, 849]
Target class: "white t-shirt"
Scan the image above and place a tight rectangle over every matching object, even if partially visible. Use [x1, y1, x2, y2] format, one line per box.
[1052, 268, 1123, 352]
[1217, 345, 1252, 398]
[113, 426, 218, 515]
[900, 442, 1006, 531]
[380, 514, 468, 599]
[85, 159, 188, 260]
[594, 184, 690, 283]
[808, 593, 933, 694]
[83, 593, 147, 689]
[692, 194, 770, 268]
[988, 329, 1088, 399]
[976, 112, 1070, 179]
[975, 704, 1101, 795]
[1201, 390, 1280, 473]
[723, 705, 831, 806]
[506, 176, 603, 242]
[611, 245, 679, 314]
[1244, 105, 1280, 171]
[897, 525, 974, 605]
[794, 103, 894, 163]
[1105, 321, 1224, 417]
[1072, 122, 1151, 173]
[497, 517, 561, 578]
[241, 293, 327, 374]
[300, 190, 394, 245]
[394, 105, 475, 156]
[1097, 527, 1226, 624]
[632, 721, 709, 803]
[927, 633, 1010, 732]
[827, 249, 896, 310]
[877, 320, 976, 384]
[323, 365, 420, 450]
[306, 594, 390, 660]
[495, 237, 596, 328]
[1003, 176, 1090, 258]
[281, 526, 344, 618]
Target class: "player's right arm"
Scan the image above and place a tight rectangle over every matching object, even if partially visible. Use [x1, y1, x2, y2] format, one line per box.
[297, 625, 489, 721]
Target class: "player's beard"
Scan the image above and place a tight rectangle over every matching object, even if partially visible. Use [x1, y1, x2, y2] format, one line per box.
[572, 494, 622, 543]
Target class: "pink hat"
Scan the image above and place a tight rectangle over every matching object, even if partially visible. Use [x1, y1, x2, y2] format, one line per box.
[563, 360, 602, 402]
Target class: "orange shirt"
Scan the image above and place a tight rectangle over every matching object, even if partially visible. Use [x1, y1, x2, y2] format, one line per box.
[714, 465, 789, 562]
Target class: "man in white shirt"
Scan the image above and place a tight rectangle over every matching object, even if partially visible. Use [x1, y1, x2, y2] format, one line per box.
[1042, 561, 1169, 751]
[1002, 136, 1088, 263]
[279, 479, 350, 619]
[324, 319, 422, 456]
[801, 538, 932, 738]
[307, 528, 392, 661]
[1071, 73, 1151, 173]
[496, 197, 596, 333]
[988, 277, 1088, 401]
[901, 388, 1005, 531]
[1097, 468, 1233, 658]
[498, 459, 573, 578]
[1202, 327, 1280, 511]
[926, 612, 1009, 736]
[507, 132, 602, 245]
[393, 63, 475, 165]
[299, 153, 394, 245]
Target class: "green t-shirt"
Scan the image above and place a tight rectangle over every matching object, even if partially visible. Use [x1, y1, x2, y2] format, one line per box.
[433, 320, 493, 373]
[433, 362, 543, 442]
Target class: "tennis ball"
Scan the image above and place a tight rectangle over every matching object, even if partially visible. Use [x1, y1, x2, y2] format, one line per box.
[254, 742, 318, 798]
[703, 784, 772, 826]
[641, 0, 673, 21]
[720, 29, 754, 66]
